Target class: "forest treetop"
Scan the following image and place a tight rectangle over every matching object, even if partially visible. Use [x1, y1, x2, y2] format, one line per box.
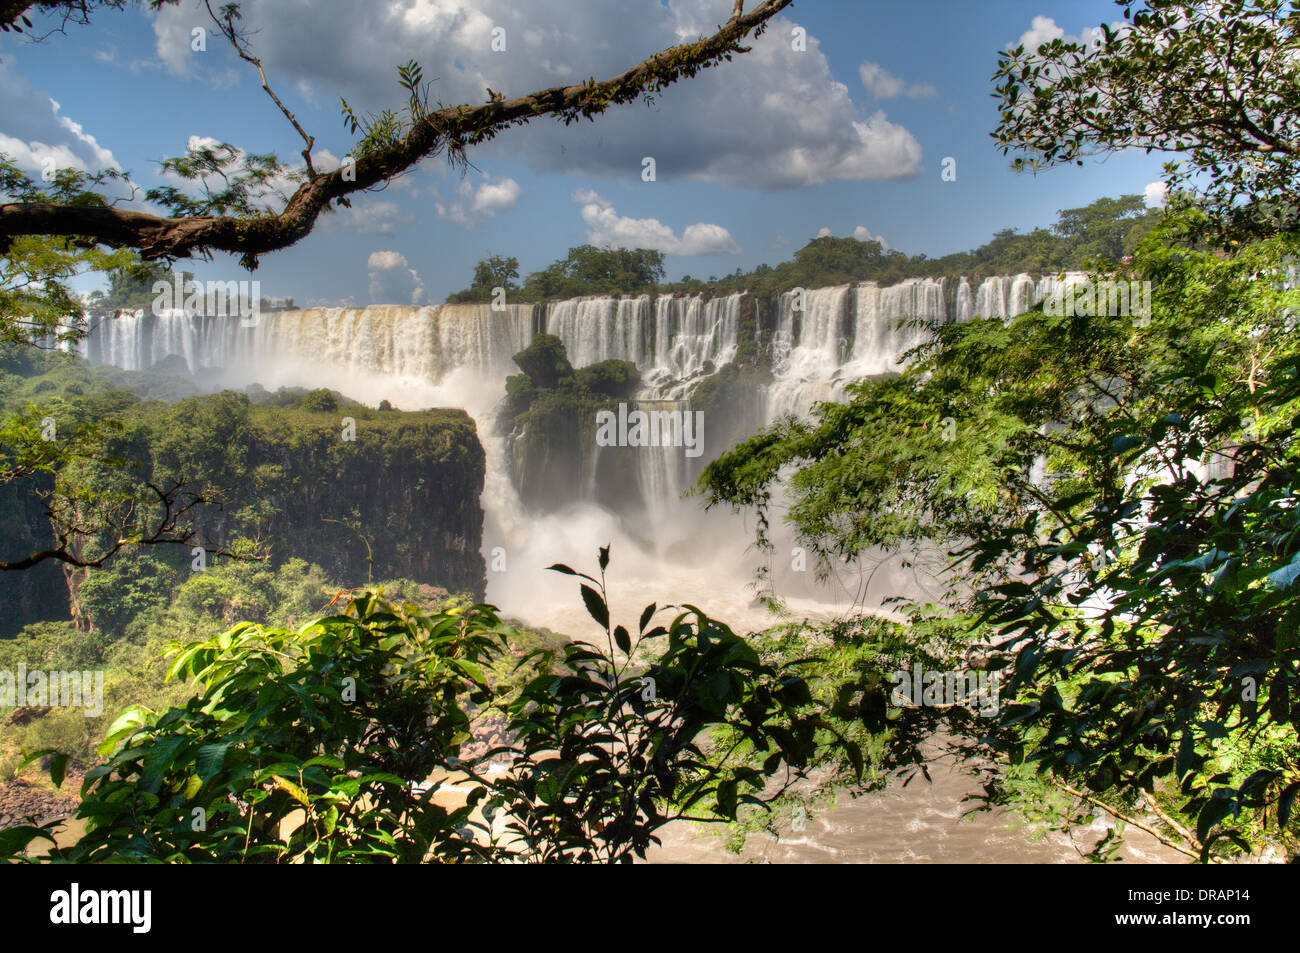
[445, 195, 1162, 303]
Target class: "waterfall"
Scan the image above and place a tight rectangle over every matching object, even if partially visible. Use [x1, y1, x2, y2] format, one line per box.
[765, 285, 850, 422]
[955, 278, 974, 323]
[965, 272, 1092, 323]
[77, 277, 1074, 404]
[76, 303, 536, 384]
[74, 277, 1088, 520]
[69, 275, 1097, 628]
[644, 293, 741, 398]
[631, 400, 690, 522]
[765, 280, 943, 423]
[546, 296, 652, 368]
[847, 278, 944, 376]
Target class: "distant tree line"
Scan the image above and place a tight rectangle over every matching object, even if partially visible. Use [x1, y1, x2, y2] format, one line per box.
[446, 195, 1161, 304]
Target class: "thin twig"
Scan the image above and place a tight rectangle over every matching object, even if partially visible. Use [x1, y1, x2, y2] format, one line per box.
[206, 0, 317, 178]
[1061, 783, 1200, 860]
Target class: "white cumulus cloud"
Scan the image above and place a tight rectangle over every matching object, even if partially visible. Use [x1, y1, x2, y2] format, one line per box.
[0, 56, 120, 182]
[859, 62, 937, 101]
[853, 224, 889, 249]
[320, 198, 416, 235]
[152, 9, 241, 85]
[367, 250, 425, 304]
[435, 174, 521, 226]
[161, 0, 923, 190]
[1019, 15, 1065, 50]
[50, 100, 119, 169]
[574, 189, 739, 255]
[1016, 15, 1120, 53]
[1144, 181, 1169, 208]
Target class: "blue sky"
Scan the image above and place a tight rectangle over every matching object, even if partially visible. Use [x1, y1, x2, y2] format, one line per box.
[0, 0, 1169, 304]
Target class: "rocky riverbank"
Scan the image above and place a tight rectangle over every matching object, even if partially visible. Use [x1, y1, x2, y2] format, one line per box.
[0, 774, 79, 829]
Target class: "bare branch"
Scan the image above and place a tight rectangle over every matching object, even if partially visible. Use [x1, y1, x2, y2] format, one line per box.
[204, 0, 318, 179]
[0, 477, 258, 571]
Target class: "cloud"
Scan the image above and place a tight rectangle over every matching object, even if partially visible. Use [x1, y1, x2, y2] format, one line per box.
[367, 250, 425, 304]
[435, 174, 521, 226]
[574, 189, 739, 255]
[152, 8, 241, 85]
[0, 135, 85, 177]
[50, 100, 119, 170]
[1018, 15, 1065, 50]
[1144, 181, 1168, 208]
[858, 62, 937, 101]
[320, 198, 416, 235]
[1016, 15, 1118, 53]
[815, 226, 832, 238]
[171, 0, 923, 190]
[0, 55, 120, 180]
[853, 224, 889, 249]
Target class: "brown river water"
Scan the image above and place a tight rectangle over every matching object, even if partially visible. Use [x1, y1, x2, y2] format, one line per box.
[646, 752, 1183, 864]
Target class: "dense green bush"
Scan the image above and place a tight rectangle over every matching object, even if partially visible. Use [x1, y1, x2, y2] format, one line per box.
[2, 552, 849, 864]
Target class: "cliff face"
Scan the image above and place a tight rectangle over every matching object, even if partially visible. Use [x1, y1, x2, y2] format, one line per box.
[0, 372, 488, 637]
[241, 405, 486, 597]
[498, 336, 643, 514]
[0, 475, 65, 633]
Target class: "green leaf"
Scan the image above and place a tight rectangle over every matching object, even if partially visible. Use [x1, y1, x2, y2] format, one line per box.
[1279, 782, 1299, 829]
[0, 825, 55, 858]
[1266, 554, 1300, 589]
[614, 625, 631, 654]
[639, 603, 656, 633]
[271, 775, 310, 807]
[195, 742, 231, 781]
[48, 753, 67, 790]
[140, 736, 189, 794]
[100, 705, 153, 752]
[580, 584, 609, 630]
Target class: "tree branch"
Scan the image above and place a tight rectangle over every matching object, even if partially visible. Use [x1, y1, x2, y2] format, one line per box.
[1060, 783, 1201, 861]
[0, 0, 791, 265]
[205, 0, 318, 178]
[0, 478, 255, 571]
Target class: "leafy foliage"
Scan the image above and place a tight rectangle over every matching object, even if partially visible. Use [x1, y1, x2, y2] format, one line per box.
[701, 214, 1300, 858]
[446, 254, 520, 303]
[446, 198, 1158, 307]
[993, 0, 1300, 237]
[488, 552, 849, 862]
[0, 156, 139, 347]
[2, 552, 854, 863]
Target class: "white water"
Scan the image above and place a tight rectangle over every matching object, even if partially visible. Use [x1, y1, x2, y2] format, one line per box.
[546, 296, 650, 369]
[765, 279, 944, 421]
[72, 277, 1073, 632]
